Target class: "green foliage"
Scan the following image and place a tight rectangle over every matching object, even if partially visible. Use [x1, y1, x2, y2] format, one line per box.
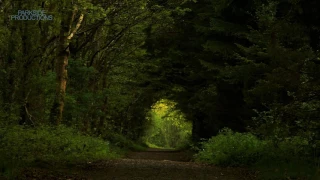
[195, 128, 319, 179]
[143, 99, 192, 149]
[1, 1, 320, 179]
[0, 125, 120, 178]
[100, 130, 147, 151]
[195, 128, 266, 167]
[255, 137, 319, 180]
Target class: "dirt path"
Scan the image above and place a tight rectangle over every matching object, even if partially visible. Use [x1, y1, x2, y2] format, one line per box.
[18, 149, 257, 180]
[125, 148, 193, 161]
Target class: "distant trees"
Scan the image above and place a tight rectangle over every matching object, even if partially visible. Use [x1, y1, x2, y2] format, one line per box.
[143, 99, 192, 148]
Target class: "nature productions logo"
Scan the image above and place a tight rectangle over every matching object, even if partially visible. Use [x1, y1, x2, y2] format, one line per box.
[10, 10, 53, 21]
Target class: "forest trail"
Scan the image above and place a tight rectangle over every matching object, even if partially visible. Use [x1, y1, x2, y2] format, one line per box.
[125, 148, 194, 162]
[18, 148, 257, 180]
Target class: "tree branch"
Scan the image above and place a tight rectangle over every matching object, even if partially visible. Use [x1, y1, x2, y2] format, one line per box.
[67, 13, 84, 40]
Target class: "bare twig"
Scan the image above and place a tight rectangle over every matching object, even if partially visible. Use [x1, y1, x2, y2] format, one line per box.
[24, 90, 35, 126]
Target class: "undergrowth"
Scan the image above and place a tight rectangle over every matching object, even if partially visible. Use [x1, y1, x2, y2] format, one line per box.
[100, 131, 147, 151]
[195, 128, 320, 179]
[0, 125, 121, 178]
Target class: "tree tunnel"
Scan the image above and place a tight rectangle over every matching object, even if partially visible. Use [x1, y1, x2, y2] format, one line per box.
[137, 76, 253, 147]
[149, 80, 254, 144]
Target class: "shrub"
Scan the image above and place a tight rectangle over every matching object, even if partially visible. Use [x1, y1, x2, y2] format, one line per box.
[0, 125, 120, 178]
[194, 128, 320, 179]
[255, 137, 319, 179]
[195, 128, 266, 167]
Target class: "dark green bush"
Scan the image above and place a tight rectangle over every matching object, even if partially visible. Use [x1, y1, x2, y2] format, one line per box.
[195, 128, 266, 167]
[255, 137, 319, 180]
[0, 125, 120, 178]
[195, 128, 320, 179]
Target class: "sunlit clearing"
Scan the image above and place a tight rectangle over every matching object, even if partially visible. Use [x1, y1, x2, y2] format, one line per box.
[142, 99, 192, 149]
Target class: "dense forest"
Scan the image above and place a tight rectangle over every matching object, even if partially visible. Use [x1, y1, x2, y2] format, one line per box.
[0, 0, 319, 179]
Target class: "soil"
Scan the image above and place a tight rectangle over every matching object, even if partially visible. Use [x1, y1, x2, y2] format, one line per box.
[15, 148, 258, 180]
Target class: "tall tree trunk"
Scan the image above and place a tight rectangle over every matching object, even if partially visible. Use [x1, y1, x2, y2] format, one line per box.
[4, 26, 18, 123]
[50, 7, 84, 125]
